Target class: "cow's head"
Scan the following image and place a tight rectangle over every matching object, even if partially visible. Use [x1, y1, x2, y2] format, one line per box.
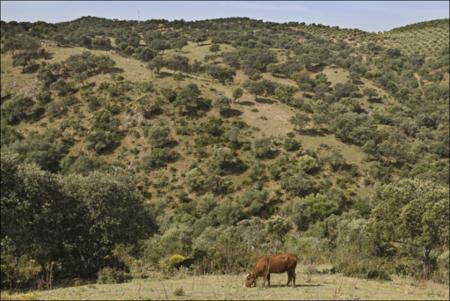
[244, 272, 256, 288]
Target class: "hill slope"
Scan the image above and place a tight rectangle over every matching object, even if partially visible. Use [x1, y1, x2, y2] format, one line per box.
[1, 16, 449, 293]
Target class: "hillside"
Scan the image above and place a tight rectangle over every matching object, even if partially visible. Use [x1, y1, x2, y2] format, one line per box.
[0, 16, 449, 297]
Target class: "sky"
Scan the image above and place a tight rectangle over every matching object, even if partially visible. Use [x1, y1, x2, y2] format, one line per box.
[1, 1, 448, 32]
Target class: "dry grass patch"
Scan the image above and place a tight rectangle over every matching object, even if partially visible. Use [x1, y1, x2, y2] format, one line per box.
[6, 265, 448, 300]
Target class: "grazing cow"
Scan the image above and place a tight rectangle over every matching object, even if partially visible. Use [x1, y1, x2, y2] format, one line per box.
[244, 253, 297, 288]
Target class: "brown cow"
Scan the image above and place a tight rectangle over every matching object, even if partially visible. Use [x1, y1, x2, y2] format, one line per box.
[244, 253, 297, 288]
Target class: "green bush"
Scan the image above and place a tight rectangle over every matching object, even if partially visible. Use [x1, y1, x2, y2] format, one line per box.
[37, 90, 52, 104]
[142, 147, 173, 170]
[0, 121, 22, 146]
[337, 258, 392, 281]
[7, 131, 65, 171]
[284, 194, 339, 231]
[283, 137, 300, 152]
[253, 137, 277, 159]
[97, 267, 131, 284]
[1, 238, 42, 290]
[1, 95, 34, 124]
[85, 130, 116, 154]
[433, 251, 449, 284]
[208, 147, 245, 175]
[298, 155, 320, 174]
[145, 125, 172, 148]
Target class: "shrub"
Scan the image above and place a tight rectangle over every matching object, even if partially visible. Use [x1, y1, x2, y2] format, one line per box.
[145, 125, 172, 148]
[298, 155, 320, 174]
[283, 137, 300, 152]
[232, 87, 243, 101]
[8, 131, 65, 172]
[60, 154, 105, 175]
[173, 288, 185, 296]
[142, 147, 172, 170]
[433, 251, 449, 284]
[210, 44, 220, 52]
[160, 87, 177, 102]
[0, 120, 22, 146]
[97, 267, 131, 284]
[37, 90, 52, 104]
[280, 171, 318, 197]
[185, 168, 207, 192]
[1, 96, 34, 124]
[0, 237, 43, 289]
[214, 96, 232, 116]
[285, 194, 339, 231]
[206, 65, 235, 83]
[85, 130, 116, 154]
[336, 255, 392, 281]
[169, 254, 186, 267]
[253, 138, 277, 159]
[208, 147, 245, 175]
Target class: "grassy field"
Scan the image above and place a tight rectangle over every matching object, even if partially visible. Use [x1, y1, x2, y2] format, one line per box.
[2, 265, 448, 300]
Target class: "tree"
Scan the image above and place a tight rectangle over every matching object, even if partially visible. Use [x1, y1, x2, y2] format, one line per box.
[297, 155, 320, 174]
[274, 85, 297, 104]
[148, 39, 171, 53]
[284, 194, 339, 231]
[214, 96, 231, 116]
[145, 125, 172, 148]
[265, 216, 292, 249]
[1, 96, 34, 124]
[148, 56, 165, 74]
[136, 47, 157, 62]
[165, 55, 190, 72]
[0, 153, 80, 288]
[208, 147, 244, 175]
[7, 131, 65, 172]
[61, 170, 155, 276]
[206, 65, 235, 84]
[185, 168, 208, 193]
[245, 81, 264, 101]
[232, 87, 243, 102]
[210, 44, 220, 52]
[253, 138, 276, 159]
[290, 112, 310, 132]
[85, 130, 116, 154]
[142, 147, 172, 170]
[3, 35, 40, 55]
[366, 179, 449, 279]
[175, 83, 210, 116]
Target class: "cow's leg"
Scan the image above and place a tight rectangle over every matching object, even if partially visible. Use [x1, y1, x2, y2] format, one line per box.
[292, 271, 296, 288]
[286, 272, 291, 286]
[266, 273, 271, 287]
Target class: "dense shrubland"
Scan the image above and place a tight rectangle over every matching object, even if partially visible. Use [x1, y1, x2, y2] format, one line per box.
[1, 16, 449, 290]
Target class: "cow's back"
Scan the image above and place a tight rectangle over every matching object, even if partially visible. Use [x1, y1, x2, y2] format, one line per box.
[268, 253, 297, 273]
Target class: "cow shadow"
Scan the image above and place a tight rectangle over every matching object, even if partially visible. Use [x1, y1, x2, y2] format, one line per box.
[267, 283, 322, 288]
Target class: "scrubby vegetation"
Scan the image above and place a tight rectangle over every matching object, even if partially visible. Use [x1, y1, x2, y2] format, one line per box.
[0, 16, 448, 293]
